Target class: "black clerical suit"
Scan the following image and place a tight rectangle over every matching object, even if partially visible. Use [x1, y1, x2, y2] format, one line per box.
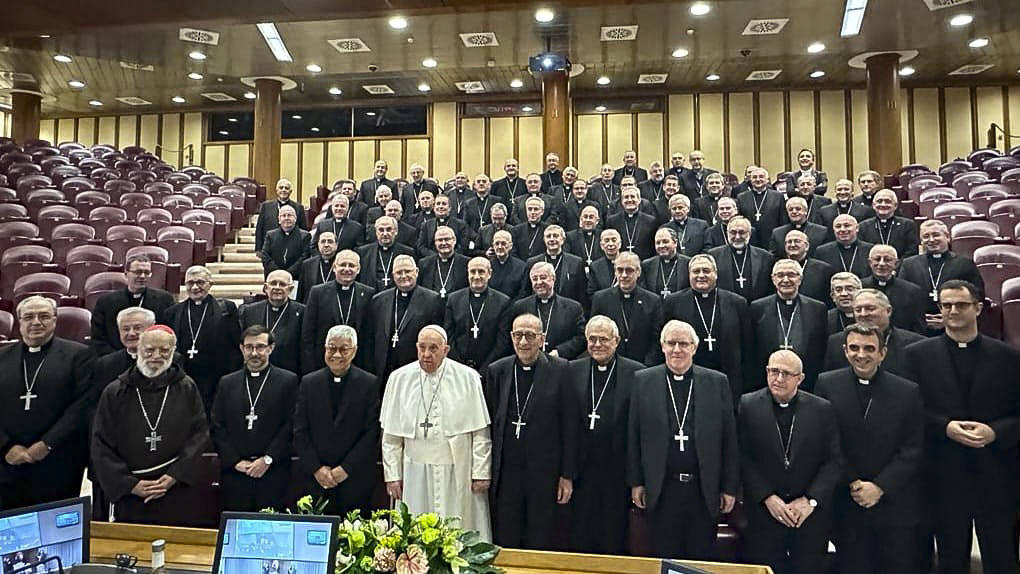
[417, 253, 469, 300]
[356, 242, 415, 292]
[363, 218, 417, 251]
[606, 211, 657, 261]
[91, 365, 210, 526]
[691, 194, 723, 225]
[510, 221, 549, 261]
[768, 222, 829, 259]
[704, 221, 730, 252]
[827, 309, 855, 336]
[511, 193, 564, 227]
[708, 244, 776, 303]
[417, 217, 472, 258]
[680, 168, 718, 201]
[798, 195, 833, 227]
[211, 366, 299, 511]
[750, 294, 828, 391]
[815, 368, 924, 574]
[399, 179, 440, 217]
[663, 217, 710, 257]
[260, 227, 311, 277]
[540, 169, 563, 194]
[860, 276, 927, 334]
[814, 240, 875, 279]
[238, 299, 305, 375]
[661, 288, 753, 402]
[522, 252, 588, 309]
[90, 286, 176, 356]
[507, 294, 587, 359]
[443, 287, 511, 372]
[586, 258, 616, 302]
[792, 257, 836, 306]
[784, 170, 829, 196]
[590, 286, 662, 365]
[255, 199, 308, 252]
[588, 180, 621, 218]
[736, 188, 787, 250]
[301, 281, 375, 374]
[564, 228, 605, 269]
[567, 355, 643, 554]
[818, 201, 875, 232]
[0, 338, 91, 510]
[489, 255, 527, 300]
[614, 165, 649, 185]
[898, 251, 984, 322]
[463, 194, 504, 233]
[314, 217, 363, 253]
[640, 254, 691, 298]
[628, 364, 740, 559]
[738, 389, 844, 574]
[904, 335, 1020, 574]
[370, 287, 445, 382]
[561, 198, 602, 232]
[823, 327, 924, 381]
[163, 296, 243, 410]
[475, 224, 511, 256]
[857, 217, 919, 260]
[295, 255, 334, 303]
[359, 176, 396, 207]
[484, 354, 579, 550]
[491, 176, 527, 206]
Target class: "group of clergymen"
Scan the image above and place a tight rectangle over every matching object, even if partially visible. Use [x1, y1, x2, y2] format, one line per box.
[0, 149, 1017, 574]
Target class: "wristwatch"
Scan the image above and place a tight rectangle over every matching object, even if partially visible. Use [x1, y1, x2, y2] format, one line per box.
[263, 455, 274, 465]
[808, 498, 818, 508]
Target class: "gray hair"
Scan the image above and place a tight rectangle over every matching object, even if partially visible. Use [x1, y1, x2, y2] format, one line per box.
[854, 288, 892, 309]
[117, 306, 156, 327]
[326, 325, 358, 347]
[586, 315, 620, 338]
[660, 319, 700, 347]
[830, 272, 862, 290]
[531, 261, 556, 276]
[490, 202, 507, 215]
[185, 265, 212, 279]
[16, 295, 57, 318]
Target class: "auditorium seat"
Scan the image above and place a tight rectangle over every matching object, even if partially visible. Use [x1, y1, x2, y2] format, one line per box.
[143, 181, 174, 203]
[60, 176, 97, 200]
[974, 244, 1020, 304]
[1, 245, 57, 299]
[29, 147, 60, 162]
[13, 272, 71, 303]
[932, 202, 978, 231]
[137, 207, 174, 238]
[968, 183, 1011, 215]
[0, 152, 33, 172]
[166, 172, 191, 191]
[77, 158, 106, 175]
[905, 174, 943, 202]
[199, 174, 225, 190]
[51, 223, 97, 265]
[49, 165, 83, 187]
[0, 187, 15, 202]
[55, 306, 92, 344]
[202, 196, 233, 228]
[37, 204, 82, 239]
[65, 244, 115, 297]
[15, 173, 54, 196]
[988, 199, 1020, 240]
[66, 149, 93, 164]
[0, 221, 42, 256]
[24, 188, 68, 219]
[105, 224, 148, 265]
[163, 194, 195, 220]
[182, 209, 217, 253]
[157, 225, 197, 269]
[0, 309, 12, 340]
[981, 156, 1020, 181]
[181, 166, 206, 180]
[1001, 278, 1020, 350]
[104, 179, 137, 203]
[119, 192, 154, 220]
[74, 190, 112, 218]
[83, 272, 128, 311]
[0, 203, 28, 221]
[950, 220, 1001, 259]
[183, 183, 211, 204]
[121, 145, 146, 158]
[917, 188, 958, 219]
[90, 167, 123, 185]
[952, 171, 990, 200]
[126, 245, 173, 290]
[57, 142, 85, 154]
[967, 148, 1001, 169]
[39, 155, 71, 175]
[114, 160, 143, 179]
[88, 206, 129, 238]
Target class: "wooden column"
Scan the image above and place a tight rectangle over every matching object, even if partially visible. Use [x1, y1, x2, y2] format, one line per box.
[542, 71, 569, 165]
[865, 53, 903, 178]
[253, 78, 282, 196]
[11, 91, 42, 143]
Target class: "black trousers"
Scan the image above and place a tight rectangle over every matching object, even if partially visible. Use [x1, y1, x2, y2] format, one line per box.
[645, 476, 717, 560]
[569, 465, 629, 555]
[304, 477, 372, 518]
[836, 506, 917, 574]
[745, 506, 832, 574]
[115, 485, 210, 527]
[0, 453, 82, 511]
[934, 505, 1019, 574]
[220, 463, 291, 512]
[493, 463, 563, 551]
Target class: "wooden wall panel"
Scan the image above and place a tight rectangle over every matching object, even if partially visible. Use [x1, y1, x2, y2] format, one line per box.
[518, 116, 543, 176]
[488, 118, 515, 176]
[459, 118, 485, 177]
[668, 95, 695, 156]
[406, 139, 429, 176]
[118, 116, 137, 148]
[182, 113, 203, 167]
[57, 118, 75, 143]
[204, 145, 225, 177]
[758, 92, 786, 178]
[378, 140, 403, 177]
[913, 88, 942, 170]
[326, 141, 351, 186]
[39, 119, 55, 144]
[576, 115, 604, 179]
[818, 90, 847, 183]
[139, 114, 159, 151]
[606, 114, 633, 168]
[976, 87, 1004, 150]
[432, 103, 457, 180]
[280, 142, 299, 186]
[98, 117, 117, 146]
[300, 142, 324, 203]
[161, 113, 181, 168]
[727, 93, 754, 175]
[788, 91, 815, 170]
[351, 140, 376, 182]
[77, 117, 95, 147]
[900, 89, 910, 163]
[850, 90, 869, 176]
[637, 113, 664, 168]
[1010, 87, 1020, 150]
[944, 87, 973, 161]
[227, 144, 250, 181]
[698, 94, 725, 170]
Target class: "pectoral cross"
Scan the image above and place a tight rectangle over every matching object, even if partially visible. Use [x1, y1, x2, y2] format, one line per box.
[585, 258, 592, 266]
[755, 213, 761, 222]
[512, 417, 527, 439]
[542, 340, 548, 352]
[674, 429, 689, 451]
[20, 391, 37, 411]
[145, 430, 162, 452]
[187, 347, 199, 359]
[736, 276, 747, 289]
[780, 342, 794, 351]
[440, 288, 447, 298]
[382, 276, 391, 287]
[660, 287, 671, 297]
[627, 243, 635, 251]
[391, 331, 400, 348]
[470, 325, 480, 339]
[704, 334, 717, 352]
[587, 411, 601, 431]
[246, 408, 258, 430]
[419, 419, 435, 438]
[929, 289, 938, 302]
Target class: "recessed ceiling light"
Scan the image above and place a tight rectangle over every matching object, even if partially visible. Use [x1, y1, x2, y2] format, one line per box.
[306, 63, 322, 73]
[418, 82, 431, 92]
[366, 111, 377, 116]
[310, 127, 320, 132]
[522, 105, 534, 112]
[188, 51, 207, 61]
[172, 96, 186, 103]
[535, 8, 555, 22]
[88, 100, 103, 107]
[899, 66, 915, 76]
[706, 73, 720, 81]
[841, 0, 868, 37]
[810, 70, 826, 78]
[689, 2, 711, 16]
[53, 54, 72, 63]
[329, 87, 342, 95]
[68, 80, 85, 88]
[671, 47, 689, 58]
[388, 16, 408, 30]
[949, 14, 973, 27]
[243, 91, 257, 99]
[968, 37, 989, 48]
[422, 57, 437, 68]
[510, 78, 524, 88]
[256, 22, 293, 62]
[807, 42, 825, 54]
[228, 117, 238, 122]
[39, 34, 51, 39]
[219, 130, 229, 136]
[596, 76, 611, 85]
[595, 105, 607, 112]
[188, 72, 204, 80]
[292, 114, 302, 120]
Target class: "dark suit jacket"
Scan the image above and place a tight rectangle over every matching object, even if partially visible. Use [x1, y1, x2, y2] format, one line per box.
[255, 199, 308, 252]
[795, 257, 836, 306]
[588, 180, 621, 218]
[510, 221, 549, 261]
[261, 227, 311, 277]
[445, 186, 473, 220]
[475, 224, 511, 255]
[860, 276, 927, 333]
[370, 287, 445, 377]
[802, 195, 834, 227]
[784, 170, 829, 195]
[750, 294, 829, 390]
[523, 253, 588, 307]
[491, 176, 527, 205]
[365, 214, 417, 248]
[768, 222, 829, 259]
[814, 240, 874, 279]
[358, 176, 396, 207]
[640, 254, 691, 297]
[898, 251, 985, 315]
[314, 217, 364, 252]
[662, 218, 710, 256]
[416, 217, 472, 258]
[355, 242, 415, 292]
[590, 286, 663, 365]
[564, 228, 605, 265]
[295, 255, 334, 303]
[399, 179, 441, 217]
[904, 335, 1020, 510]
[818, 201, 875, 231]
[417, 253, 469, 298]
[90, 286, 176, 355]
[691, 194, 723, 225]
[489, 256, 527, 300]
[163, 296, 242, 390]
[815, 368, 923, 525]
[210, 366, 300, 468]
[614, 165, 649, 185]
[822, 327, 924, 381]
[735, 188, 786, 249]
[301, 281, 375, 374]
[606, 211, 657, 261]
[562, 198, 602, 232]
[857, 216, 920, 259]
[627, 365, 740, 515]
[680, 168, 719, 201]
[540, 169, 563, 194]
[827, 309, 854, 336]
[507, 294, 587, 359]
[463, 194, 505, 233]
[238, 299, 305, 375]
[569, 355, 643, 471]
[292, 366, 380, 501]
[444, 287, 512, 371]
[511, 193, 565, 227]
[708, 244, 775, 302]
[586, 258, 615, 301]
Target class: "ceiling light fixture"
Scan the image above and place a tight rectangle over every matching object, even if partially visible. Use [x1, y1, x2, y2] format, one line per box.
[172, 96, 186, 103]
[422, 57, 437, 68]
[671, 47, 689, 58]
[522, 106, 534, 112]
[366, 111, 377, 116]
[53, 54, 72, 63]
[188, 72, 204, 80]
[810, 70, 826, 78]
[329, 86, 342, 95]
[840, 0, 868, 37]
[418, 82, 431, 92]
[39, 34, 51, 39]
[949, 14, 973, 27]
[899, 66, 915, 76]
[595, 105, 607, 112]
[510, 78, 524, 88]
[243, 91, 257, 99]
[88, 100, 103, 107]
[306, 63, 322, 73]
[706, 73, 720, 81]
[388, 16, 408, 30]
[310, 127, 320, 133]
[68, 80, 85, 88]
[292, 114, 302, 119]
[188, 51, 207, 61]
[228, 117, 238, 122]
[534, 8, 555, 23]
[807, 42, 825, 54]
[256, 22, 293, 62]
[689, 2, 711, 16]
[597, 75, 611, 85]
[968, 37, 989, 48]
[219, 130, 229, 136]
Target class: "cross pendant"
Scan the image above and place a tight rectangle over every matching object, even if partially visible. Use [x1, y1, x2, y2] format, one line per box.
[660, 287, 671, 297]
[440, 288, 447, 298]
[246, 409, 258, 430]
[627, 243, 635, 251]
[20, 391, 37, 411]
[755, 213, 761, 222]
[587, 411, 601, 431]
[391, 331, 400, 348]
[382, 276, 391, 287]
[674, 429, 689, 452]
[736, 276, 747, 288]
[929, 289, 938, 302]
[585, 258, 592, 266]
[419, 419, 435, 438]
[780, 342, 794, 351]
[145, 430, 162, 452]
[187, 347, 199, 359]
[470, 324, 480, 339]
[784, 459, 790, 469]
[542, 340, 548, 352]
[512, 418, 527, 439]
[704, 334, 717, 352]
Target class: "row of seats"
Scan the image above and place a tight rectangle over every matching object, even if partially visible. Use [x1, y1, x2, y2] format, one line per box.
[0, 305, 91, 344]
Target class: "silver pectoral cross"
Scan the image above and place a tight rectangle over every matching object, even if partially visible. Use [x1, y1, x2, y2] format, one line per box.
[391, 331, 400, 348]
[587, 411, 601, 430]
[661, 287, 671, 297]
[674, 428, 689, 451]
[512, 417, 527, 439]
[780, 342, 794, 351]
[246, 408, 258, 430]
[736, 276, 747, 288]
[704, 334, 717, 352]
[20, 391, 37, 411]
[382, 276, 391, 287]
[470, 324, 480, 339]
[419, 419, 435, 438]
[440, 288, 447, 298]
[929, 289, 938, 302]
[145, 430, 162, 452]
[187, 346, 199, 359]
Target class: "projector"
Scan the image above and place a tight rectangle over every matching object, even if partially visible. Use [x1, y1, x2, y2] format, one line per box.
[529, 53, 570, 73]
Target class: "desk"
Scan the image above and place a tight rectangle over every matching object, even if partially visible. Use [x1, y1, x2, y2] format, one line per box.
[90, 523, 772, 574]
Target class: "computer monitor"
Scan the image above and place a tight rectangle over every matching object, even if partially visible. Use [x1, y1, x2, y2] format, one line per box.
[0, 497, 91, 574]
[212, 513, 341, 574]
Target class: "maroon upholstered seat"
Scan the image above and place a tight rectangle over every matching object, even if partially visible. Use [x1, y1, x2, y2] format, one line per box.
[105, 224, 147, 265]
[166, 172, 192, 191]
[128, 170, 158, 187]
[199, 174, 225, 190]
[40, 155, 71, 175]
[202, 196, 233, 227]
[6, 163, 42, 184]
[974, 244, 1020, 305]
[103, 179, 137, 203]
[13, 272, 71, 302]
[55, 306, 92, 344]
[58, 142, 86, 154]
[0, 187, 15, 202]
[137, 207, 174, 238]
[0, 221, 41, 254]
[61, 176, 97, 199]
[15, 174, 54, 196]
[0, 309, 13, 340]
[950, 220, 1001, 259]
[162, 194, 195, 220]
[49, 165, 83, 187]
[126, 245, 172, 289]
[932, 201, 977, 231]
[83, 272, 128, 311]
[0, 203, 28, 219]
[51, 222, 97, 265]
[119, 192, 154, 220]
[952, 171, 990, 200]
[73, 190, 112, 218]
[967, 148, 1001, 168]
[88, 206, 129, 238]
[1001, 278, 1020, 350]
[157, 225, 196, 269]
[1, 245, 56, 299]
[181, 166, 206, 180]
[24, 188, 68, 219]
[37, 204, 81, 239]
[981, 156, 1019, 180]
[182, 209, 216, 253]
[67, 149, 94, 164]
[968, 183, 1011, 216]
[182, 183, 211, 203]
[988, 199, 1020, 240]
[121, 145, 146, 158]
[65, 244, 114, 297]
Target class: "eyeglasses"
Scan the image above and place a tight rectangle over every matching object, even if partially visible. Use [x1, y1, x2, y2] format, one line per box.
[766, 367, 801, 379]
[938, 301, 977, 311]
[326, 345, 355, 355]
[266, 280, 292, 288]
[772, 272, 800, 279]
[127, 269, 152, 276]
[185, 279, 210, 287]
[663, 340, 696, 350]
[20, 313, 55, 322]
[242, 344, 272, 353]
[586, 335, 616, 345]
[511, 331, 541, 342]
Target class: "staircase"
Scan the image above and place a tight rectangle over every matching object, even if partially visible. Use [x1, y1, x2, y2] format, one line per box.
[205, 217, 266, 303]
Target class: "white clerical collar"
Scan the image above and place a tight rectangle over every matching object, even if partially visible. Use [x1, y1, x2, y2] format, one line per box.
[333, 376, 343, 383]
[877, 279, 889, 286]
[733, 247, 745, 254]
[131, 292, 143, 299]
[931, 252, 943, 259]
[521, 365, 533, 371]
[270, 305, 282, 312]
[621, 291, 632, 298]
[671, 374, 684, 381]
[128, 351, 137, 359]
[779, 402, 791, 408]
[626, 212, 637, 218]
[782, 297, 796, 305]
[956, 341, 968, 348]
[340, 284, 351, 291]
[700, 291, 711, 298]
[249, 370, 261, 377]
[596, 364, 608, 371]
[800, 169, 811, 176]
[539, 298, 551, 304]
[28, 346, 42, 353]
[191, 298, 205, 305]
[400, 290, 411, 297]
[472, 291, 484, 298]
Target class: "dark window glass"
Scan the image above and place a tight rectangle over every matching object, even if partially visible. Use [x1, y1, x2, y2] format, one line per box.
[353, 106, 427, 137]
[207, 112, 254, 142]
[282, 108, 352, 139]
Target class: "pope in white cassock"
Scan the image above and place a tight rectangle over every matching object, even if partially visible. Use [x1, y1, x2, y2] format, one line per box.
[381, 324, 493, 541]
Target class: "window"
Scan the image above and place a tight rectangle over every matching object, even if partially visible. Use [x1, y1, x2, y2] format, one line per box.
[282, 108, 352, 139]
[352, 106, 427, 137]
[206, 105, 426, 140]
[207, 112, 254, 142]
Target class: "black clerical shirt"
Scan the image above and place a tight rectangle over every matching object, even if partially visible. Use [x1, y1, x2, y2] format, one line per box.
[694, 290, 722, 371]
[585, 362, 617, 456]
[666, 370, 699, 475]
[944, 334, 980, 406]
[771, 392, 799, 498]
[504, 362, 535, 467]
[328, 373, 347, 416]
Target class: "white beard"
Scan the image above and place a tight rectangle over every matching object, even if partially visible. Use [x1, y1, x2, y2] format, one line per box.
[137, 357, 171, 379]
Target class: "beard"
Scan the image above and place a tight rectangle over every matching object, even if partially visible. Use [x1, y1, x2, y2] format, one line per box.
[137, 356, 171, 378]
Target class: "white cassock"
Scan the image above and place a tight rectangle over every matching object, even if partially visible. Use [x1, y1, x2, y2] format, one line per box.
[380, 358, 492, 541]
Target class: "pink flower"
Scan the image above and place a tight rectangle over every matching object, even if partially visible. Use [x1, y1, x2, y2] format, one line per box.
[395, 545, 428, 574]
[372, 547, 396, 572]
